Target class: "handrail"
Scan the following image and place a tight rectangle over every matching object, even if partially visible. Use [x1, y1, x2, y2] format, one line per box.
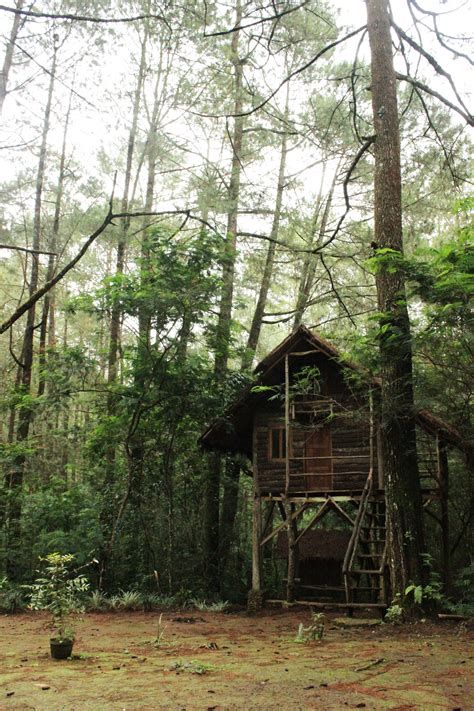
[342, 469, 373, 602]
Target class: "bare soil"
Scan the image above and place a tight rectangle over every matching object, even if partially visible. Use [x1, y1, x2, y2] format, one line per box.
[0, 608, 472, 709]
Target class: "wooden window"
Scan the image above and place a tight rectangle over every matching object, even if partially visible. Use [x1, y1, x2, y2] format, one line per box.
[269, 427, 286, 460]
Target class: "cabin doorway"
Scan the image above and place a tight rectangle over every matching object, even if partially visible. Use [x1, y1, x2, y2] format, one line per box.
[305, 425, 333, 491]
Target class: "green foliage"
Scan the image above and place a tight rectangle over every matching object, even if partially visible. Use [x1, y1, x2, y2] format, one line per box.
[0, 578, 28, 613]
[384, 602, 405, 625]
[153, 613, 167, 647]
[404, 580, 444, 607]
[295, 612, 326, 642]
[191, 598, 229, 612]
[107, 590, 144, 611]
[448, 562, 474, 616]
[251, 366, 322, 403]
[29, 553, 90, 642]
[21, 480, 103, 571]
[170, 660, 215, 675]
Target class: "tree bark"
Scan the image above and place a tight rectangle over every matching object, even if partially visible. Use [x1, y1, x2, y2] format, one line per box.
[366, 0, 426, 597]
[242, 85, 290, 370]
[204, 0, 244, 595]
[107, 30, 148, 396]
[5, 38, 57, 579]
[0, 0, 24, 115]
[37, 90, 72, 396]
[292, 161, 339, 330]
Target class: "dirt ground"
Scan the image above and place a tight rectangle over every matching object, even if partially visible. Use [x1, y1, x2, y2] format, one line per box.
[0, 608, 472, 710]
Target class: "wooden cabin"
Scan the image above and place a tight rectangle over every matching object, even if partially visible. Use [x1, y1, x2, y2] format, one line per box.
[200, 326, 469, 611]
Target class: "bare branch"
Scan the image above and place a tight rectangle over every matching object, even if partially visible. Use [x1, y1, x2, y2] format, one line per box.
[320, 253, 356, 326]
[0, 210, 114, 335]
[433, 15, 474, 65]
[317, 135, 375, 251]
[395, 72, 474, 126]
[392, 22, 472, 118]
[204, 2, 309, 38]
[0, 208, 222, 335]
[195, 25, 367, 119]
[0, 4, 165, 24]
[0, 243, 57, 256]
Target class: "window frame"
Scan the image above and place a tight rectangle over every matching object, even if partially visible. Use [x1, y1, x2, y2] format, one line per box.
[268, 426, 287, 461]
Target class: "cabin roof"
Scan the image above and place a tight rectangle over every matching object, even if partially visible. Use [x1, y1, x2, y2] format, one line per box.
[255, 325, 365, 377]
[199, 325, 469, 457]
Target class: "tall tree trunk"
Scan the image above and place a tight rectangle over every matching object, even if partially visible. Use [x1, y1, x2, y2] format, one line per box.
[37, 90, 72, 396]
[5, 38, 57, 579]
[107, 30, 148, 398]
[99, 29, 148, 588]
[366, 0, 426, 597]
[292, 161, 339, 330]
[204, 0, 244, 594]
[241, 85, 290, 371]
[0, 0, 24, 115]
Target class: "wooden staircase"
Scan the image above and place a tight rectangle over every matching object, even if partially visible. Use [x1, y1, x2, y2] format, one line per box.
[343, 471, 388, 610]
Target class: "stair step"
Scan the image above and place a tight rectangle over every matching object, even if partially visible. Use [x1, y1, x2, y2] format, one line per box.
[357, 553, 383, 558]
[360, 538, 386, 544]
[351, 569, 384, 575]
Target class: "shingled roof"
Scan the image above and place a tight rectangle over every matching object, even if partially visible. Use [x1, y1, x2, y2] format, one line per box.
[199, 325, 470, 457]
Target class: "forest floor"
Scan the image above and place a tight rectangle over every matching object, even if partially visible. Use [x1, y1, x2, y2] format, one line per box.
[0, 608, 472, 710]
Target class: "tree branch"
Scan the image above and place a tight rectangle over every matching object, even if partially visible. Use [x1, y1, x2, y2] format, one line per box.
[0, 208, 222, 335]
[204, 1, 310, 37]
[195, 25, 366, 119]
[395, 72, 474, 126]
[0, 243, 57, 256]
[0, 5, 165, 24]
[317, 135, 375, 251]
[392, 22, 472, 118]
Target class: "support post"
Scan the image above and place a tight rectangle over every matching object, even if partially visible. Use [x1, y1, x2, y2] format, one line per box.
[283, 354, 297, 602]
[248, 427, 263, 612]
[437, 435, 450, 594]
[285, 353, 290, 495]
[251, 491, 262, 591]
[284, 499, 298, 603]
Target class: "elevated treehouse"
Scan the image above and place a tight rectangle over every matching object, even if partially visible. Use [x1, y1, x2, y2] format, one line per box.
[200, 326, 468, 611]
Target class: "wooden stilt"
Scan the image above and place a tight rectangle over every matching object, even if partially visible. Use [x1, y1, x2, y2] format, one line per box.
[251, 492, 262, 592]
[248, 425, 263, 613]
[284, 498, 297, 603]
[437, 435, 450, 594]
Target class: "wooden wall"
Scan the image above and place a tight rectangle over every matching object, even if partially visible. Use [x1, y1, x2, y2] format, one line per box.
[254, 404, 375, 495]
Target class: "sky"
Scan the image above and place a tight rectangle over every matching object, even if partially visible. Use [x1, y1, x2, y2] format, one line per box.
[0, 0, 472, 244]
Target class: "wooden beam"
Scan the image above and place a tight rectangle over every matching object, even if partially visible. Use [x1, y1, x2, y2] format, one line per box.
[327, 497, 355, 526]
[261, 500, 276, 540]
[285, 353, 290, 496]
[294, 500, 331, 545]
[260, 502, 309, 546]
[437, 435, 450, 593]
[284, 497, 297, 603]
[251, 427, 262, 593]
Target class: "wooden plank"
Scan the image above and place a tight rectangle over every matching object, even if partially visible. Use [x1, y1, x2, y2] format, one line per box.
[327, 497, 356, 526]
[294, 499, 331, 545]
[266, 599, 387, 609]
[260, 502, 309, 546]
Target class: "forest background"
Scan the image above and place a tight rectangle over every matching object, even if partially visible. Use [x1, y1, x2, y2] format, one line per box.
[0, 0, 472, 604]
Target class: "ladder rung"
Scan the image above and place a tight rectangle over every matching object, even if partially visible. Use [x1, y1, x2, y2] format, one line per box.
[351, 569, 384, 575]
[357, 553, 383, 558]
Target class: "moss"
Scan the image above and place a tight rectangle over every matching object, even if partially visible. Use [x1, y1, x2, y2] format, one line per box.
[0, 611, 472, 709]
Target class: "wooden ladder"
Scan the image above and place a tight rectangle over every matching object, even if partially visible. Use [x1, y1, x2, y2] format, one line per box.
[343, 471, 388, 609]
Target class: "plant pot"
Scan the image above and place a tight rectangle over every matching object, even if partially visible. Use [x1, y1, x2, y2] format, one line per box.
[50, 638, 74, 659]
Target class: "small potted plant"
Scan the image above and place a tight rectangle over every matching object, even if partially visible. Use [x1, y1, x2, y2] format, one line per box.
[29, 552, 90, 659]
